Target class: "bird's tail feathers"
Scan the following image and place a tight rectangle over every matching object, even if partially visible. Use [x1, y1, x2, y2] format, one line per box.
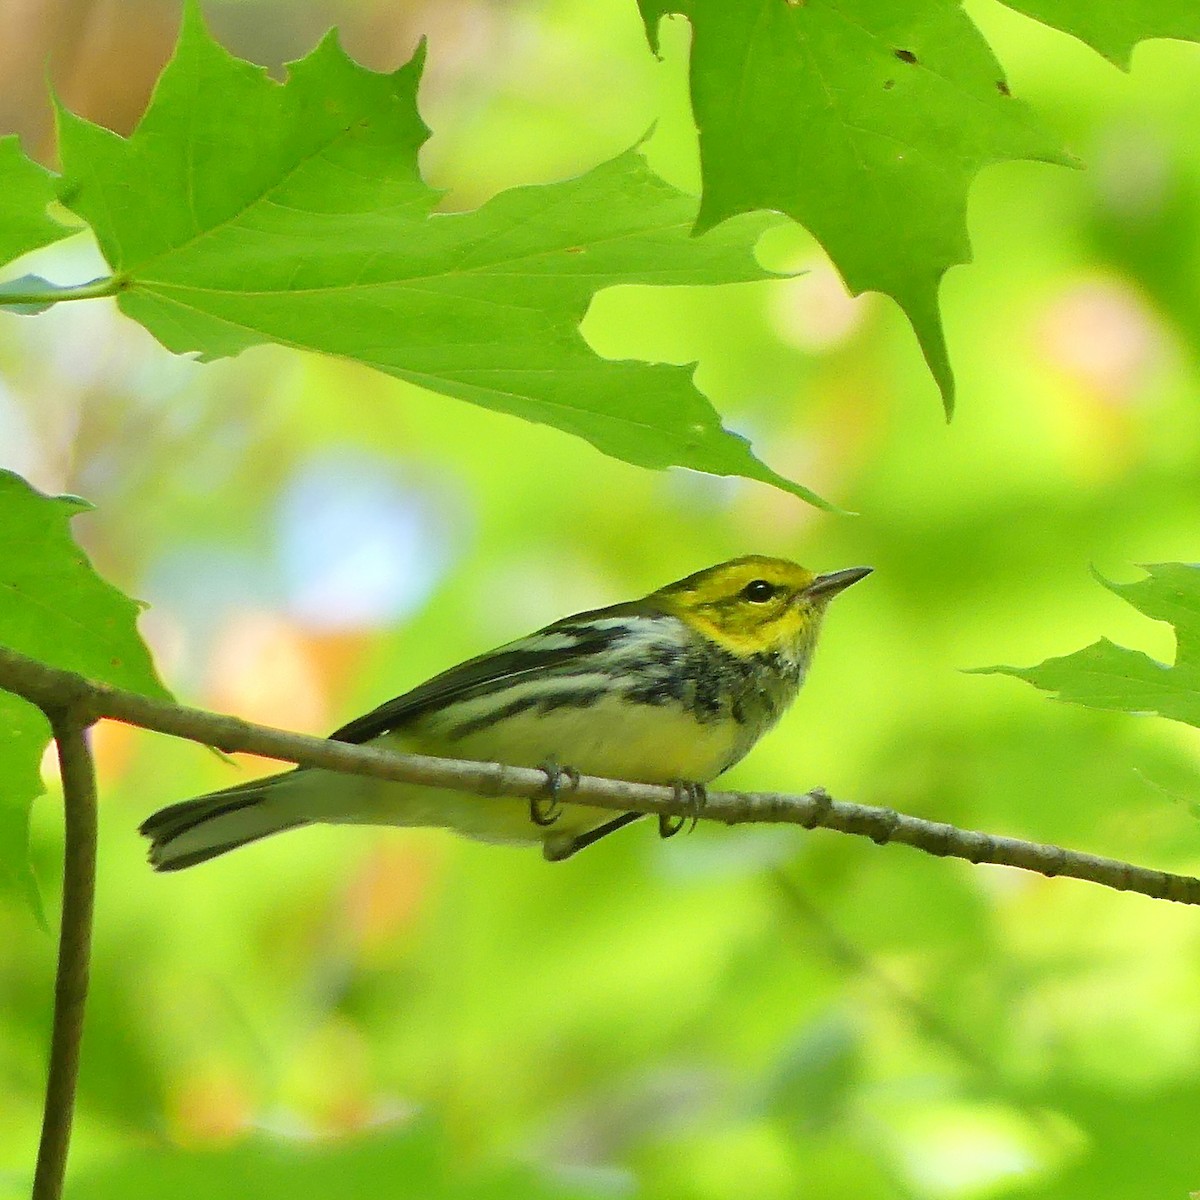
[139, 772, 309, 872]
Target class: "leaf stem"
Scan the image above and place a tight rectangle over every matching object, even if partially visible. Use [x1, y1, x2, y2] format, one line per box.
[31, 706, 98, 1200]
[0, 276, 123, 308]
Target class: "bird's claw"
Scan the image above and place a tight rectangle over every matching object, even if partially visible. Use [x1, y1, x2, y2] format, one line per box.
[531, 759, 580, 827]
[658, 780, 708, 840]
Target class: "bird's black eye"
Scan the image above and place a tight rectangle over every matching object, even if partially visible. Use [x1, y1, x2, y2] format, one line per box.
[742, 579, 776, 603]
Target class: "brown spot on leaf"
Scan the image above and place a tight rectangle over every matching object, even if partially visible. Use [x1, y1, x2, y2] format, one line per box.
[894, 48, 917, 64]
[565, 246, 586, 254]
[996, 79, 1011, 96]
[883, 79, 895, 90]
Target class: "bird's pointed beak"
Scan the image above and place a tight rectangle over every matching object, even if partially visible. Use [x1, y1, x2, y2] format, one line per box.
[803, 566, 872, 601]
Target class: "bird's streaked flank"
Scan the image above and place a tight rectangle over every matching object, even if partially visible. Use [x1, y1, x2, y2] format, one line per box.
[140, 556, 871, 869]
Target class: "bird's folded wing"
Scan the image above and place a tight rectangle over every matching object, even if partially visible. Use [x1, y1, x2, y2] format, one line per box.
[327, 603, 645, 745]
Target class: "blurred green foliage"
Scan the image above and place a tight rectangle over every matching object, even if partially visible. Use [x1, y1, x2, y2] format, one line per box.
[1, 2, 1200, 1199]
[68, 1121, 596, 1200]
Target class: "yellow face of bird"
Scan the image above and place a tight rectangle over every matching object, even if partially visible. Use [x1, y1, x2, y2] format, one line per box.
[651, 556, 871, 659]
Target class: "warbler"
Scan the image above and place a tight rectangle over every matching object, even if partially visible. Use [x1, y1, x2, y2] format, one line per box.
[141, 556, 869, 870]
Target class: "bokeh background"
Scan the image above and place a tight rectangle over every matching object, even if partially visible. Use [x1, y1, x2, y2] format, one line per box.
[3, 1, 1200, 1196]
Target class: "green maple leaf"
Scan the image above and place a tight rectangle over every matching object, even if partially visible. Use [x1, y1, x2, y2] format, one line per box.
[999, 1, 1200, 69]
[0, 471, 171, 919]
[638, 0, 1071, 413]
[0, 135, 73, 270]
[976, 564, 1200, 727]
[52, 5, 825, 507]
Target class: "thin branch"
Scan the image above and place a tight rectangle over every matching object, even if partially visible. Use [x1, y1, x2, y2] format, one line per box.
[2, 643, 1199, 905]
[771, 872, 1000, 1081]
[31, 706, 98, 1200]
